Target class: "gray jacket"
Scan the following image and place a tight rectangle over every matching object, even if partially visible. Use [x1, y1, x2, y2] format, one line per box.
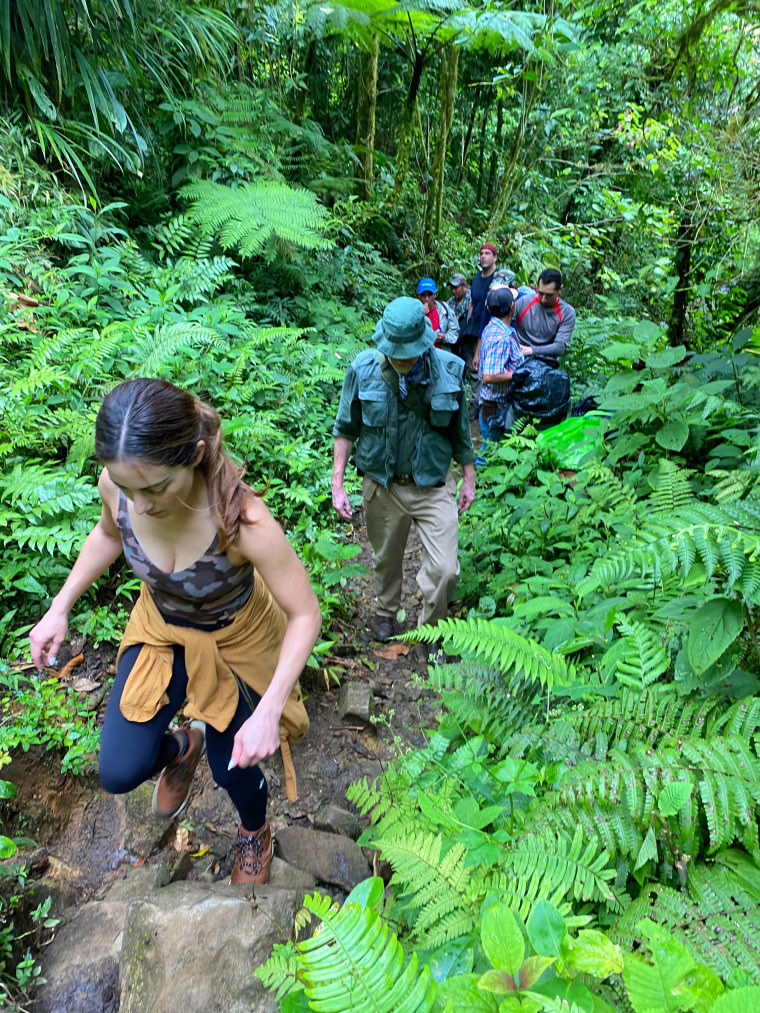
[433, 299, 459, 346]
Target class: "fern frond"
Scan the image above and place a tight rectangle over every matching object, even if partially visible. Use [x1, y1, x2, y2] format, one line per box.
[181, 180, 330, 257]
[613, 617, 671, 688]
[378, 829, 473, 944]
[296, 889, 438, 1013]
[482, 826, 624, 915]
[407, 617, 570, 690]
[613, 854, 760, 983]
[650, 458, 694, 513]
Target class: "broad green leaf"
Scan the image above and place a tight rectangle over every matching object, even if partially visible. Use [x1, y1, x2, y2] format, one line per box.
[0, 836, 18, 859]
[623, 921, 695, 1013]
[344, 876, 383, 912]
[452, 797, 504, 830]
[281, 990, 311, 1013]
[674, 964, 724, 1013]
[417, 789, 457, 829]
[527, 899, 566, 958]
[634, 826, 658, 870]
[687, 598, 744, 675]
[438, 974, 499, 1011]
[0, 780, 17, 799]
[482, 903, 525, 976]
[562, 930, 624, 978]
[633, 320, 662, 344]
[498, 997, 542, 1013]
[646, 346, 689, 369]
[479, 969, 517, 995]
[528, 979, 593, 1013]
[658, 783, 693, 818]
[709, 985, 760, 1013]
[656, 419, 689, 451]
[600, 342, 643, 361]
[518, 955, 555, 989]
[492, 758, 539, 796]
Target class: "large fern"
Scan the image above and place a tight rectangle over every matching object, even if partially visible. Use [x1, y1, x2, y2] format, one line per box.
[614, 851, 760, 984]
[408, 616, 571, 690]
[255, 882, 438, 1013]
[181, 180, 331, 258]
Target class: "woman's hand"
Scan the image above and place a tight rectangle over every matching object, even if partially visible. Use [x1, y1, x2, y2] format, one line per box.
[230, 702, 282, 770]
[29, 608, 69, 668]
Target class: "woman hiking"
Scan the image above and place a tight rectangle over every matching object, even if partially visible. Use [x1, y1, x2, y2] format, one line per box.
[29, 378, 321, 884]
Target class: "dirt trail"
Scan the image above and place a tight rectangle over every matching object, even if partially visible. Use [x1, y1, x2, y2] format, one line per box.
[3, 507, 441, 908]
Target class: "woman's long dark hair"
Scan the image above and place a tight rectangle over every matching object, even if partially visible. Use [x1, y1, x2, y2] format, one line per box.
[95, 378, 256, 551]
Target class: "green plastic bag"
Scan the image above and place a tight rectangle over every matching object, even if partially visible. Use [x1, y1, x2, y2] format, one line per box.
[535, 414, 606, 469]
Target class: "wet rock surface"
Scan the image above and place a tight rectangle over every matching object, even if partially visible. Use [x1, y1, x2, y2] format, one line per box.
[274, 825, 371, 891]
[6, 516, 455, 1010]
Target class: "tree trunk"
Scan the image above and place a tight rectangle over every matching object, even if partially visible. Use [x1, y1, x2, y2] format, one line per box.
[455, 86, 480, 189]
[488, 69, 542, 235]
[475, 91, 491, 205]
[295, 39, 317, 123]
[423, 46, 460, 254]
[668, 215, 694, 348]
[485, 97, 505, 207]
[394, 50, 425, 192]
[355, 36, 379, 200]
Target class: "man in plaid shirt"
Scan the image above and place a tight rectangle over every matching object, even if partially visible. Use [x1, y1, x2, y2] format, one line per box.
[475, 286, 523, 461]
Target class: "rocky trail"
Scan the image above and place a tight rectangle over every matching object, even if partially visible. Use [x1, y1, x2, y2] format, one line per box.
[2, 507, 449, 1012]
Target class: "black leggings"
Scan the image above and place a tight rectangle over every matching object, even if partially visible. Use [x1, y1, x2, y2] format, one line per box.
[99, 642, 268, 830]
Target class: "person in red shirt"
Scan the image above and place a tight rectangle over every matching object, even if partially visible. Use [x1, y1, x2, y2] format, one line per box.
[416, 278, 458, 349]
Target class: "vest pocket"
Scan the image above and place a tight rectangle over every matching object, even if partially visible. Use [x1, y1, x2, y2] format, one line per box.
[359, 393, 389, 428]
[428, 391, 458, 428]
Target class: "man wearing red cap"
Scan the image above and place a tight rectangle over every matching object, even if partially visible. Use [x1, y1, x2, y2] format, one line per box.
[461, 242, 498, 417]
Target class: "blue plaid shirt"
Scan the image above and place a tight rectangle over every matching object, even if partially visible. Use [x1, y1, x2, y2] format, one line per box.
[478, 318, 524, 404]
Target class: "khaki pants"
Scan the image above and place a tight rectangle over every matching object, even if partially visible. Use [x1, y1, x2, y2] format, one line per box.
[362, 473, 460, 627]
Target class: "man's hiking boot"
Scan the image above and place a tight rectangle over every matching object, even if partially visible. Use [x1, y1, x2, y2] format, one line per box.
[230, 822, 273, 885]
[370, 614, 396, 642]
[152, 723, 206, 819]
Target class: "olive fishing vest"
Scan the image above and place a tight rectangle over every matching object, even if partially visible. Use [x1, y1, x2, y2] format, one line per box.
[352, 348, 466, 489]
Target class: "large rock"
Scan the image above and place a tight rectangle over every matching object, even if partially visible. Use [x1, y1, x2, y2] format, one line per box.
[35, 865, 302, 1013]
[34, 896, 130, 1013]
[120, 881, 298, 1013]
[338, 681, 374, 725]
[313, 804, 361, 840]
[274, 826, 371, 892]
[121, 782, 175, 858]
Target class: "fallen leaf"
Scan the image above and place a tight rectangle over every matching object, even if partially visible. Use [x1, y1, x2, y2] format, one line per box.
[191, 846, 210, 858]
[173, 826, 190, 851]
[372, 643, 410, 660]
[71, 677, 100, 693]
[56, 653, 84, 679]
[134, 858, 145, 867]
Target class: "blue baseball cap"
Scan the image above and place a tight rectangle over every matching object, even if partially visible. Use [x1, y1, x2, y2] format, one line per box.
[417, 277, 437, 294]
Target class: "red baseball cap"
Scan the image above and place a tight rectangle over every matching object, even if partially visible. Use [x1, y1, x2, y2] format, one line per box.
[480, 242, 498, 256]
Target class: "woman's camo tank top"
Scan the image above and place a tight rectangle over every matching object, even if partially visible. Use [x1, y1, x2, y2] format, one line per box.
[116, 490, 254, 624]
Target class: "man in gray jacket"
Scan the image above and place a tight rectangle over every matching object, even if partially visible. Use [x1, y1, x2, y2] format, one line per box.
[416, 277, 459, 350]
[513, 268, 576, 358]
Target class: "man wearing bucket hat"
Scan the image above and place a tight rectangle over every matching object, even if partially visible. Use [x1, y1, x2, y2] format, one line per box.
[332, 297, 476, 642]
[416, 277, 458, 350]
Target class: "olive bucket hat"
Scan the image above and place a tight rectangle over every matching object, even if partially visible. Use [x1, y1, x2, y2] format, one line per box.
[373, 296, 435, 359]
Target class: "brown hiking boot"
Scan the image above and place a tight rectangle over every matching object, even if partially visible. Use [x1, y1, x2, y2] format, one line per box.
[230, 822, 273, 885]
[152, 724, 206, 819]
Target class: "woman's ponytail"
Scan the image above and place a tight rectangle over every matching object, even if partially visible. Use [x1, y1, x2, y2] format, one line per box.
[195, 399, 255, 552]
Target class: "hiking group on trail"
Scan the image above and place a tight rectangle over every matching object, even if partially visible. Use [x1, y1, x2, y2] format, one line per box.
[333, 243, 576, 643]
[27, 243, 574, 887]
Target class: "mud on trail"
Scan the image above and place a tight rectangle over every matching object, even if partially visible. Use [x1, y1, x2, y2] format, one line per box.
[1, 508, 449, 989]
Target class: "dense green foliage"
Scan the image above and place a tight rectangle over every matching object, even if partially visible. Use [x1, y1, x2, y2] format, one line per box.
[1, 0, 760, 1010]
